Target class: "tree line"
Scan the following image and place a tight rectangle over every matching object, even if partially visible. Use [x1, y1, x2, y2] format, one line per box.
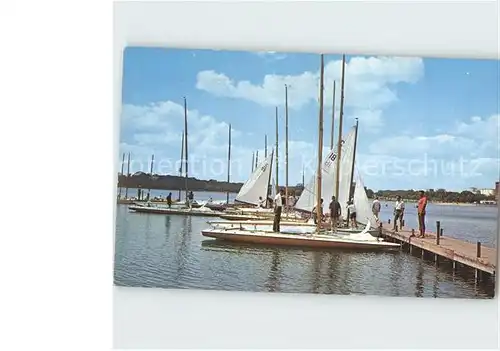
[118, 173, 495, 204]
[368, 188, 496, 203]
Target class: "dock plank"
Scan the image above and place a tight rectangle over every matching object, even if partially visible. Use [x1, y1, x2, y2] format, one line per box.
[380, 223, 496, 275]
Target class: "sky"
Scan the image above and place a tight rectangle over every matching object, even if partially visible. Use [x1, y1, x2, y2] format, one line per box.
[119, 47, 499, 192]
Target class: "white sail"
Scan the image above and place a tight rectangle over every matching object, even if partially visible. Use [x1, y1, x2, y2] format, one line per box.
[271, 177, 277, 198]
[294, 126, 356, 213]
[235, 150, 273, 205]
[337, 126, 357, 214]
[352, 171, 377, 229]
[294, 148, 337, 212]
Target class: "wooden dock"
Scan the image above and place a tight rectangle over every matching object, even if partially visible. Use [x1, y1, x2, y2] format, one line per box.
[378, 221, 496, 279]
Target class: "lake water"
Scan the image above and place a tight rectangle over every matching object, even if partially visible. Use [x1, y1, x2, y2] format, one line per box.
[114, 190, 497, 298]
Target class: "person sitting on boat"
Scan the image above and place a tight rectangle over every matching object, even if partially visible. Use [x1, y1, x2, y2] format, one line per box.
[267, 196, 274, 208]
[329, 196, 341, 232]
[311, 198, 324, 225]
[166, 192, 172, 208]
[393, 195, 405, 231]
[257, 196, 266, 208]
[347, 200, 358, 229]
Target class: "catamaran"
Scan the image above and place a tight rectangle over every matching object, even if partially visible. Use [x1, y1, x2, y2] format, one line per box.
[201, 54, 399, 251]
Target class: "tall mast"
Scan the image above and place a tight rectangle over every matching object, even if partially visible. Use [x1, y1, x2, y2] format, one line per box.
[316, 54, 325, 233]
[265, 135, 267, 158]
[226, 124, 231, 204]
[178, 130, 184, 201]
[275, 106, 279, 190]
[285, 84, 289, 215]
[335, 55, 346, 200]
[118, 152, 125, 199]
[183, 97, 189, 200]
[125, 152, 130, 199]
[266, 148, 275, 206]
[255, 150, 259, 169]
[302, 165, 305, 186]
[251, 152, 255, 172]
[330, 81, 336, 150]
[147, 154, 154, 200]
[348, 119, 359, 203]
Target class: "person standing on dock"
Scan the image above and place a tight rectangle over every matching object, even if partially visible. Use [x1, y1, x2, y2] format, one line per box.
[417, 190, 428, 237]
[187, 191, 194, 209]
[347, 200, 358, 229]
[372, 196, 381, 223]
[166, 192, 172, 208]
[329, 196, 341, 232]
[393, 195, 405, 231]
[273, 189, 284, 232]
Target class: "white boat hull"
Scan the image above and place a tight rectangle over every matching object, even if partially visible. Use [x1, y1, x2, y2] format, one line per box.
[201, 228, 400, 251]
[129, 205, 223, 217]
[206, 220, 380, 236]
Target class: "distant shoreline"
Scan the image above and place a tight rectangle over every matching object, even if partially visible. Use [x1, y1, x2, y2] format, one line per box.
[369, 198, 496, 207]
[432, 202, 478, 207]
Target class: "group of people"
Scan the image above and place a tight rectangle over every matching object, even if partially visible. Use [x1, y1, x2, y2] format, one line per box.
[258, 194, 297, 210]
[270, 190, 365, 233]
[310, 196, 357, 231]
[370, 190, 428, 237]
[270, 189, 428, 237]
[163, 191, 194, 209]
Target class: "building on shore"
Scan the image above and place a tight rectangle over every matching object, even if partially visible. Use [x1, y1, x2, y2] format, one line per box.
[479, 188, 495, 196]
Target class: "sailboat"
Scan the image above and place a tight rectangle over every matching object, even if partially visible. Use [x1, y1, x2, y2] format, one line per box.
[201, 54, 399, 250]
[129, 97, 225, 217]
[352, 171, 379, 228]
[218, 151, 279, 221]
[207, 124, 377, 235]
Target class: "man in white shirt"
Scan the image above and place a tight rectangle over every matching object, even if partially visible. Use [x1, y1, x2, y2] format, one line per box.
[347, 200, 358, 229]
[393, 195, 405, 231]
[372, 196, 381, 222]
[273, 189, 284, 232]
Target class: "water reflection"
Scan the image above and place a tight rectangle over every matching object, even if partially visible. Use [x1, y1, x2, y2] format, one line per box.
[115, 204, 495, 299]
[311, 252, 321, 294]
[165, 216, 171, 231]
[266, 250, 281, 292]
[433, 270, 439, 298]
[326, 254, 341, 294]
[173, 215, 192, 284]
[415, 263, 424, 297]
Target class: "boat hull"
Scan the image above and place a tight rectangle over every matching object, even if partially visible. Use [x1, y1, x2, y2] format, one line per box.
[218, 214, 266, 221]
[201, 229, 400, 250]
[129, 205, 223, 217]
[207, 220, 380, 236]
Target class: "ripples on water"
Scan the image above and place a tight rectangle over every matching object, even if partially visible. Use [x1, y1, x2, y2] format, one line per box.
[114, 195, 497, 299]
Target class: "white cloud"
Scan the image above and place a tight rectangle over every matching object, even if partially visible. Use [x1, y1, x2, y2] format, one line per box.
[119, 99, 498, 191]
[196, 56, 424, 130]
[453, 114, 499, 141]
[368, 114, 499, 160]
[359, 114, 499, 190]
[119, 100, 246, 179]
[254, 51, 287, 60]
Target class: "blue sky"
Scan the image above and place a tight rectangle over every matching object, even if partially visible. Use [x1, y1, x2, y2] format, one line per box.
[119, 47, 499, 192]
